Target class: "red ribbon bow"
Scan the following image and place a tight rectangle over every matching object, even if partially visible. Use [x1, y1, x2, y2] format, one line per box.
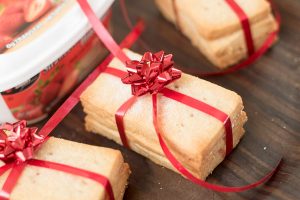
[0, 121, 44, 162]
[122, 51, 181, 96]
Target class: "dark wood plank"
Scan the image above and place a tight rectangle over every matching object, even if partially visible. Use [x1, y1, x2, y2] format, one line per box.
[38, 0, 300, 199]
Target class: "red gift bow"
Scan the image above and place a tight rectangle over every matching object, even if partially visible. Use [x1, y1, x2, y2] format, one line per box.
[120, 0, 281, 76]
[0, 17, 145, 200]
[77, 0, 282, 193]
[122, 51, 182, 96]
[0, 121, 44, 162]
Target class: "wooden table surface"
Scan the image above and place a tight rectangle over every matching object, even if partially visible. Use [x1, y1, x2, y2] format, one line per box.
[39, 0, 300, 199]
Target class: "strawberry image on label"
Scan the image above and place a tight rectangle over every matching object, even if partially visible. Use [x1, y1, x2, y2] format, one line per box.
[57, 69, 79, 99]
[2, 2, 24, 15]
[24, 0, 52, 22]
[40, 81, 61, 106]
[0, 5, 25, 35]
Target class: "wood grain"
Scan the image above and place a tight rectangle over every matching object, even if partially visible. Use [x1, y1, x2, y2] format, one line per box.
[38, 0, 300, 199]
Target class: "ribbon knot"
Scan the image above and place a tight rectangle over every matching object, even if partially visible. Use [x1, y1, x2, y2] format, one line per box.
[0, 121, 45, 162]
[122, 51, 182, 96]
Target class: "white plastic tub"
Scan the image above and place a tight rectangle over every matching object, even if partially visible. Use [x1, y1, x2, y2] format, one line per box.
[0, 0, 114, 123]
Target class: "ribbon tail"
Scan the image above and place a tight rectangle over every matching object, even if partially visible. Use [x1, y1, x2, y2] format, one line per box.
[120, 0, 134, 29]
[151, 94, 282, 192]
[115, 96, 138, 148]
[77, 0, 129, 63]
[0, 162, 26, 200]
[120, 20, 145, 49]
[119, 0, 149, 50]
[27, 159, 114, 200]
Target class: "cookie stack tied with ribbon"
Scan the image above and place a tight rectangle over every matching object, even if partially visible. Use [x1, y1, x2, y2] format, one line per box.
[78, 0, 281, 192]
[155, 0, 279, 69]
[81, 49, 247, 181]
[0, 121, 130, 200]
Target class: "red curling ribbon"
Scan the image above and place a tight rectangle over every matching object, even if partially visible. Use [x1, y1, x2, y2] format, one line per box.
[119, 0, 281, 77]
[0, 18, 145, 200]
[160, 88, 233, 156]
[115, 96, 137, 148]
[225, 0, 254, 56]
[77, 0, 282, 193]
[77, 0, 130, 64]
[119, 0, 150, 50]
[0, 162, 26, 199]
[152, 93, 280, 192]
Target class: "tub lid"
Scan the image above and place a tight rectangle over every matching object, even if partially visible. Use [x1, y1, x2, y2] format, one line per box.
[0, 0, 114, 91]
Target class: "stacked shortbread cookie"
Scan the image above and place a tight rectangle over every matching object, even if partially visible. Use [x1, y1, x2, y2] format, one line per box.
[155, 0, 278, 68]
[0, 137, 130, 200]
[81, 50, 247, 180]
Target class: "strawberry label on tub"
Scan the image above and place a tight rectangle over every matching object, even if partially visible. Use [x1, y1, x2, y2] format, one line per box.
[0, 10, 112, 123]
[0, 0, 63, 52]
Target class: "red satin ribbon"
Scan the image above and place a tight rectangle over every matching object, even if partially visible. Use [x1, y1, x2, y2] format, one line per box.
[120, 0, 281, 77]
[119, 0, 150, 50]
[152, 93, 280, 192]
[115, 96, 137, 148]
[225, 0, 254, 56]
[103, 66, 281, 192]
[0, 18, 145, 200]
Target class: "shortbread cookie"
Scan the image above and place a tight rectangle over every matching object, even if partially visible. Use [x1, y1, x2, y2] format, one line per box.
[81, 49, 247, 180]
[0, 137, 130, 200]
[155, 0, 278, 68]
